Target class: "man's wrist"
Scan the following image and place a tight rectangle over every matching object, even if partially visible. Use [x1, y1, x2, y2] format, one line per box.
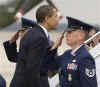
[9, 40, 16, 44]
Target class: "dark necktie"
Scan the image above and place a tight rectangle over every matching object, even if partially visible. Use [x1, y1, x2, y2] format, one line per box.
[48, 35, 51, 46]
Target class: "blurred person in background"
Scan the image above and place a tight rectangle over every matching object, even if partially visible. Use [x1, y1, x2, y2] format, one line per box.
[8, 5, 64, 87]
[3, 18, 36, 62]
[86, 28, 100, 50]
[3, 29, 28, 62]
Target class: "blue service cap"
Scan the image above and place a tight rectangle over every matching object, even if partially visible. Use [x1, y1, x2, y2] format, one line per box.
[66, 16, 95, 32]
[21, 17, 36, 28]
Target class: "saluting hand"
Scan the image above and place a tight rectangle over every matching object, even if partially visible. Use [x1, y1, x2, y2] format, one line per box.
[50, 31, 65, 50]
[9, 31, 20, 44]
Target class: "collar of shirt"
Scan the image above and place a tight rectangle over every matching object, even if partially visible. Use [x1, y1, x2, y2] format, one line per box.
[71, 45, 83, 56]
[39, 24, 49, 38]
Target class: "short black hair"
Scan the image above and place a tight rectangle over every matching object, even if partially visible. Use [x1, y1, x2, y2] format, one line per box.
[36, 5, 55, 23]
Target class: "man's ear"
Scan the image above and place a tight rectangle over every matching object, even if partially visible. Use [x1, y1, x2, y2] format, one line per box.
[45, 16, 50, 23]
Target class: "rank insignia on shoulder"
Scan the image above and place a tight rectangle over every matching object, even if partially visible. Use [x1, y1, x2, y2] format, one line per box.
[85, 68, 96, 77]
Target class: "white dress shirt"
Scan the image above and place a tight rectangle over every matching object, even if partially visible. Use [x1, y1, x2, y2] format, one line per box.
[39, 24, 49, 38]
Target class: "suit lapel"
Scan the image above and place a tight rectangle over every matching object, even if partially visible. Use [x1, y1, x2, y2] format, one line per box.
[36, 25, 48, 39]
[36, 25, 51, 49]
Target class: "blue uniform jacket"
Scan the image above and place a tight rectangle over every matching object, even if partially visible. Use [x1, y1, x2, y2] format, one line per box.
[3, 41, 18, 62]
[48, 45, 98, 87]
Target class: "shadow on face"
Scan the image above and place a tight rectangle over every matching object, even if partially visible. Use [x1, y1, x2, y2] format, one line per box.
[66, 30, 85, 46]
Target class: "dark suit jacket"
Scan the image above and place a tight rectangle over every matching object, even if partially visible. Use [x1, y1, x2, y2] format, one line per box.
[7, 25, 57, 87]
[3, 36, 57, 87]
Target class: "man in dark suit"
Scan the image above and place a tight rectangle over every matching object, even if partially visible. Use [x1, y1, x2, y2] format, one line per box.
[8, 5, 61, 87]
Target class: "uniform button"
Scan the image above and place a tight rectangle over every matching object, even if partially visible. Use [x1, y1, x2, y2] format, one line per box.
[72, 59, 76, 63]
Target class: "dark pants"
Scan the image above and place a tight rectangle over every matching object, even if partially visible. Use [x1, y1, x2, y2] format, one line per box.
[40, 76, 50, 87]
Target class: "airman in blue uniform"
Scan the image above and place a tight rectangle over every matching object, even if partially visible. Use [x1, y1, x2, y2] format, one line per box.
[47, 16, 98, 87]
